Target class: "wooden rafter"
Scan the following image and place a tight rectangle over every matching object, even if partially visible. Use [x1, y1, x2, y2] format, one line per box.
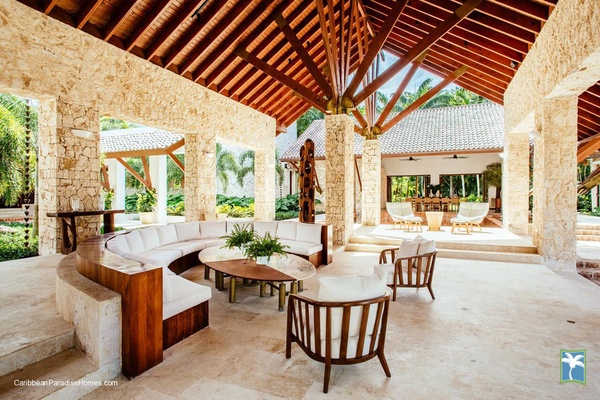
[144, 0, 204, 61]
[178, 0, 253, 75]
[274, 12, 332, 98]
[100, 165, 110, 190]
[352, 109, 367, 129]
[344, 0, 408, 99]
[577, 136, 600, 164]
[487, 0, 549, 21]
[381, 65, 468, 132]
[141, 156, 153, 189]
[355, 0, 482, 105]
[116, 158, 152, 189]
[375, 51, 426, 128]
[103, 0, 140, 42]
[167, 153, 184, 172]
[235, 49, 327, 112]
[43, 0, 59, 14]
[165, 138, 185, 153]
[76, 0, 103, 29]
[125, 0, 174, 51]
[316, 0, 339, 99]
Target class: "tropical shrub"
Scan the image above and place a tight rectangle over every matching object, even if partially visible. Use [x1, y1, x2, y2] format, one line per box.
[136, 188, 157, 213]
[125, 194, 138, 213]
[216, 195, 254, 207]
[0, 223, 38, 261]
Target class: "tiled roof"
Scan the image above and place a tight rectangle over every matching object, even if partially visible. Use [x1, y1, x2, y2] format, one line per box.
[280, 103, 504, 160]
[101, 127, 183, 154]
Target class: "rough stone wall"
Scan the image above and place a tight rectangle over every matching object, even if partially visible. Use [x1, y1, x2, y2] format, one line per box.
[325, 115, 355, 244]
[532, 97, 578, 271]
[381, 166, 388, 207]
[503, 134, 530, 234]
[361, 140, 381, 226]
[184, 134, 216, 221]
[315, 160, 327, 212]
[254, 147, 276, 221]
[38, 98, 101, 255]
[504, 0, 600, 134]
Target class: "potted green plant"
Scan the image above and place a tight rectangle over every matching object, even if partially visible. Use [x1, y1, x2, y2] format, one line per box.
[243, 232, 289, 264]
[221, 223, 254, 251]
[136, 188, 157, 224]
[103, 189, 114, 210]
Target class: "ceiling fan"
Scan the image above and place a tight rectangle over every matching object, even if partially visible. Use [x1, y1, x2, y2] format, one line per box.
[399, 156, 421, 162]
[443, 154, 469, 159]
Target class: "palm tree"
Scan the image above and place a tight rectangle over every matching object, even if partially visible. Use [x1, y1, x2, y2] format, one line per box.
[562, 352, 585, 381]
[216, 143, 239, 193]
[296, 108, 324, 137]
[483, 162, 502, 208]
[166, 154, 184, 189]
[0, 104, 26, 205]
[236, 149, 285, 188]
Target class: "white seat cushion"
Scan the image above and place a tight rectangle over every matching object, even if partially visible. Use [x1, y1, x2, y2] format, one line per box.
[156, 224, 178, 246]
[276, 221, 297, 240]
[414, 235, 436, 255]
[373, 263, 395, 285]
[190, 238, 227, 248]
[253, 221, 278, 237]
[280, 240, 322, 256]
[404, 216, 423, 223]
[296, 223, 322, 244]
[139, 227, 160, 251]
[138, 249, 182, 268]
[163, 276, 212, 320]
[106, 235, 130, 256]
[175, 222, 201, 242]
[159, 241, 205, 256]
[124, 230, 145, 254]
[199, 221, 227, 238]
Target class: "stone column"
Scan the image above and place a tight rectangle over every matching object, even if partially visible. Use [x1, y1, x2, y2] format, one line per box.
[361, 140, 381, 226]
[503, 133, 530, 234]
[38, 98, 101, 255]
[254, 146, 276, 221]
[532, 97, 578, 271]
[325, 114, 355, 244]
[150, 155, 167, 223]
[381, 166, 387, 206]
[184, 133, 216, 221]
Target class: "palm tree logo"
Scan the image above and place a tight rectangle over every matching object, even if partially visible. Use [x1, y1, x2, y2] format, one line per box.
[561, 350, 586, 384]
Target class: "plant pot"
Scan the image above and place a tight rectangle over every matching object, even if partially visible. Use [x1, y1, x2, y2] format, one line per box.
[139, 211, 155, 224]
[217, 213, 228, 221]
[256, 256, 270, 265]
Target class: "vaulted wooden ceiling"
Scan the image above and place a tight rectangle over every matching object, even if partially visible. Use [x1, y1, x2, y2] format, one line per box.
[16, 0, 600, 151]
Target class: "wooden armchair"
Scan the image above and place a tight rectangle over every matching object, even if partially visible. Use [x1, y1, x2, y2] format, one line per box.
[286, 291, 391, 393]
[376, 246, 437, 300]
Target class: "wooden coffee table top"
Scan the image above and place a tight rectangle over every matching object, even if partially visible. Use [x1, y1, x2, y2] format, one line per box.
[199, 247, 316, 282]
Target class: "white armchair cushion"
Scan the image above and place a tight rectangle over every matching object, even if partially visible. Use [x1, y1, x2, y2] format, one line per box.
[296, 223, 322, 244]
[253, 221, 278, 237]
[374, 240, 419, 284]
[199, 221, 227, 238]
[277, 221, 297, 240]
[124, 230, 145, 254]
[175, 222, 201, 242]
[414, 235, 436, 255]
[156, 224, 178, 246]
[139, 227, 160, 251]
[106, 235, 130, 255]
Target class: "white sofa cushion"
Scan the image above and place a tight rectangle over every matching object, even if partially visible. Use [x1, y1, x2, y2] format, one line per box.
[163, 276, 212, 320]
[280, 240, 322, 257]
[253, 221, 278, 237]
[139, 227, 160, 251]
[159, 241, 206, 256]
[163, 267, 173, 303]
[124, 230, 145, 254]
[122, 252, 161, 266]
[200, 221, 227, 238]
[277, 221, 297, 240]
[139, 249, 182, 268]
[175, 222, 201, 242]
[156, 224, 178, 246]
[296, 223, 322, 244]
[106, 235, 130, 256]
[193, 238, 227, 248]
[414, 235, 436, 255]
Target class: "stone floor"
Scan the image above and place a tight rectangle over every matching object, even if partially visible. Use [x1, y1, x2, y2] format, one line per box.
[77, 250, 600, 400]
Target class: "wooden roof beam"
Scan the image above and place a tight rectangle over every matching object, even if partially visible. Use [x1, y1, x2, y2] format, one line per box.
[76, 0, 102, 29]
[273, 12, 332, 98]
[447, 0, 542, 33]
[345, 0, 409, 98]
[375, 52, 426, 127]
[487, 0, 550, 21]
[354, 0, 481, 106]
[178, 0, 254, 75]
[316, 0, 340, 99]
[144, 0, 205, 61]
[162, 0, 230, 70]
[381, 65, 469, 132]
[116, 158, 152, 189]
[167, 153, 185, 172]
[43, 0, 59, 14]
[125, 0, 175, 51]
[235, 49, 327, 112]
[578, 136, 600, 164]
[103, 0, 141, 42]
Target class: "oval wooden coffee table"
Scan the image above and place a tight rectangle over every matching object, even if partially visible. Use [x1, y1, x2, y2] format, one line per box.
[199, 247, 316, 311]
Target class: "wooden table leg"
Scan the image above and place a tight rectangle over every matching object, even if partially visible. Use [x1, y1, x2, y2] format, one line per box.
[229, 277, 237, 303]
[298, 281, 304, 292]
[204, 265, 210, 280]
[291, 281, 298, 295]
[103, 213, 115, 233]
[278, 283, 286, 311]
[260, 281, 266, 297]
[60, 217, 75, 254]
[215, 271, 224, 291]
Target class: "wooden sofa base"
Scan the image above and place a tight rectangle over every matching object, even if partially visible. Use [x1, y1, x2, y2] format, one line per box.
[163, 300, 209, 350]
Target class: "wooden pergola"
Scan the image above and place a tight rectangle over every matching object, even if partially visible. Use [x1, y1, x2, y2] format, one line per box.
[20, 0, 600, 157]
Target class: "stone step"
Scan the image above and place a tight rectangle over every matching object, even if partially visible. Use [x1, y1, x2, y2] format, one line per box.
[0, 348, 99, 400]
[345, 243, 543, 264]
[576, 229, 600, 235]
[577, 224, 600, 231]
[576, 235, 600, 242]
[348, 235, 538, 254]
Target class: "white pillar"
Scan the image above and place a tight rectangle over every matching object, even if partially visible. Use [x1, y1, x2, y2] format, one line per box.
[108, 158, 126, 222]
[532, 97, 578, 271]
[361, 140, 381, 226]
[150, 155, 167, 223]
[503, 133, 530, 234]
[325, 114, 355, 244]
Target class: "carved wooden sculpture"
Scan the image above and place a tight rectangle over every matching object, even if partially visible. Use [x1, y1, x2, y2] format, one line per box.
[299, 139, 316, 223]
